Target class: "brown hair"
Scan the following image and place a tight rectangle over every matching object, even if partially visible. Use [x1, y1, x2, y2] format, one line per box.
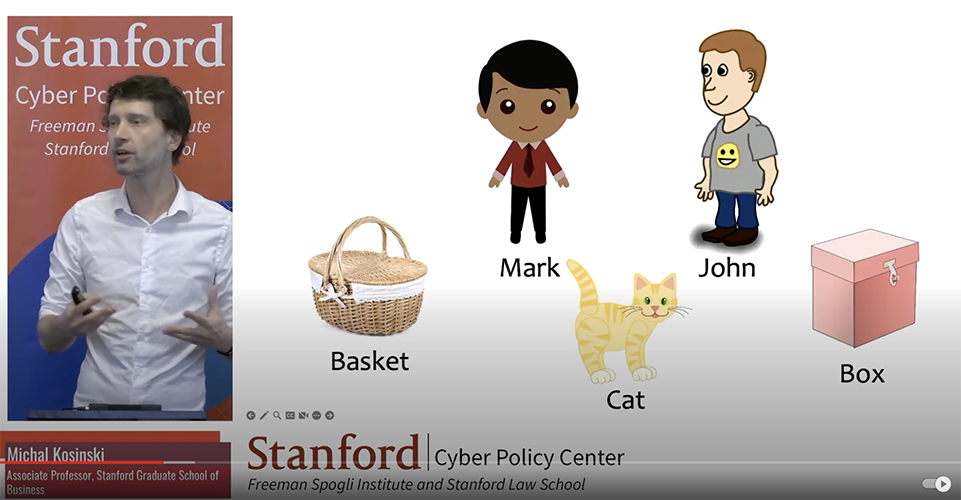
[700, 30, 766, 92]
[101, 75, 192, 165]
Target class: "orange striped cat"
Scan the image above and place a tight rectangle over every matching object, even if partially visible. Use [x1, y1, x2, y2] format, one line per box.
[567, 259, 686, 384]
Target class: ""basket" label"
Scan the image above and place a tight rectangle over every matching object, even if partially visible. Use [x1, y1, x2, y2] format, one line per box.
[332, 350, 411, 371]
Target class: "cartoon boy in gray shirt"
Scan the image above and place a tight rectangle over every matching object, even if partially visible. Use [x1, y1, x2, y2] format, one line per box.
[695, 30, 778, 247]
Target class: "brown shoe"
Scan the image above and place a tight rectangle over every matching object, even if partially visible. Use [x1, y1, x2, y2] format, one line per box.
[722, 227, 758, 247]
[701, 226, 737, 243]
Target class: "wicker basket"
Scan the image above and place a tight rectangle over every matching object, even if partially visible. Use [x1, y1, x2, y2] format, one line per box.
[309, 216, 427, 335]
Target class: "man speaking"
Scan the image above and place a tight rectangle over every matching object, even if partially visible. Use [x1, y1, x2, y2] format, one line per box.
[36, 75, 232, 412]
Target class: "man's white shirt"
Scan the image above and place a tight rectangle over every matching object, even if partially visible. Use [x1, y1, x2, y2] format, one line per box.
[39, 178, 232, 411]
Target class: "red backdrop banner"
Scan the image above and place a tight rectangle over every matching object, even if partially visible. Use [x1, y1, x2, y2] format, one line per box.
[7, 16, 233, 272]
[6, 16, 233, 421]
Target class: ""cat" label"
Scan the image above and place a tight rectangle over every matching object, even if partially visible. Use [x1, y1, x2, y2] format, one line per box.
[607, 390, 645, 410]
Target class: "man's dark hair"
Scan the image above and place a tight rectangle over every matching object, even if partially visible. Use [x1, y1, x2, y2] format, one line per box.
[478, 40, 578, 112]
[101, 75, 191, 165]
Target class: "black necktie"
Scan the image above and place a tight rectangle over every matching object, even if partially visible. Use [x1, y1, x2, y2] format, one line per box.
[524, 144, 534, 177]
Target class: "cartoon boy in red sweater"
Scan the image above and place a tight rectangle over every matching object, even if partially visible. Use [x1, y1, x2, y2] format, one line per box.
[478, 40, 578, 244]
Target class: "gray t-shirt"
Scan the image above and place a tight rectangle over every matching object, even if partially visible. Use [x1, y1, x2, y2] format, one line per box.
[702, 116, 777, 194]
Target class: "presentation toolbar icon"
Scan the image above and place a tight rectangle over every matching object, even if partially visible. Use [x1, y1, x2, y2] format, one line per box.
[326, 411, 335, 420]
[255, 410, 324, 421]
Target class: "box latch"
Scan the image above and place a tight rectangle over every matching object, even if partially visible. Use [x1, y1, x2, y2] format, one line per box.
[884, 259, 898, 287]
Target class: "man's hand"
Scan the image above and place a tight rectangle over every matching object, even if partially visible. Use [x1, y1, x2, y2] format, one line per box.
[489, 176, 500, 188]
[38, 296, 115, 354]
[558, 177, 570, 188]
[695, 179, 714, 201]
[755, 187, 774, 206]
[163, 286, 231, 353]
[61, 295, 115, 337]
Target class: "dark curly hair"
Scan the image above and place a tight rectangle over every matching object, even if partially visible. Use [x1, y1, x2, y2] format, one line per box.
[101, 75, 191, 165]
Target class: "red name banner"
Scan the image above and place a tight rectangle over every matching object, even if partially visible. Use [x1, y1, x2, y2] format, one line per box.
[4, 442, 230, 498]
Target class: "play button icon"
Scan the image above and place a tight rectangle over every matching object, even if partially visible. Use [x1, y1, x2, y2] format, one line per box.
[925, 476, 952, 493]
[935, 476, 951, 493]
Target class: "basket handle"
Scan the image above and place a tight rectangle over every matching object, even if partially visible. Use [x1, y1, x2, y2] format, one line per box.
[323, 216, 411, 289]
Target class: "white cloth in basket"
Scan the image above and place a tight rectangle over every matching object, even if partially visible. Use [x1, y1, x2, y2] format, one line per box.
[310, 270, 426, 306]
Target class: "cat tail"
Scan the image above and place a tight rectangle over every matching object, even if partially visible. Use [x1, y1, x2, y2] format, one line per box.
[567, 260, 600, 313]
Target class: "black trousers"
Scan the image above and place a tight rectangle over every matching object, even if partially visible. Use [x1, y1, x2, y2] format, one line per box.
[511, 185, 546, 233]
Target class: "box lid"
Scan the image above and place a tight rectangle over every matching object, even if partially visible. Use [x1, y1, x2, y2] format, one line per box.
[811, 229, 919, 283]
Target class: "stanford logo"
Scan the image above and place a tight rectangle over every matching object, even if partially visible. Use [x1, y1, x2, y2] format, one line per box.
[248, 434, 421, 471]
[14, 22, 225, 68]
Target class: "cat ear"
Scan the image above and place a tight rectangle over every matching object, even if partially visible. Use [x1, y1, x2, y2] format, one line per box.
[634, 273, 651, 290]
[661, 274, 677, 291]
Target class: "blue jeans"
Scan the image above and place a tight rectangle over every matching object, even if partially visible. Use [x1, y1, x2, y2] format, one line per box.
[715, 191, 758, 229]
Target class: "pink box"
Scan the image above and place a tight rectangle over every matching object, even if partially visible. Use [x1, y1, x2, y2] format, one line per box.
[811, 229, 919, 347]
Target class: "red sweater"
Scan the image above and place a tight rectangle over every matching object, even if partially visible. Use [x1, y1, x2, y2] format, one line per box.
[492, 141, 566, 188]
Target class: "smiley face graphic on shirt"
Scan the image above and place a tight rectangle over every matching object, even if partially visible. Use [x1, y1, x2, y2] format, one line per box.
[716, 143, 740, 169]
